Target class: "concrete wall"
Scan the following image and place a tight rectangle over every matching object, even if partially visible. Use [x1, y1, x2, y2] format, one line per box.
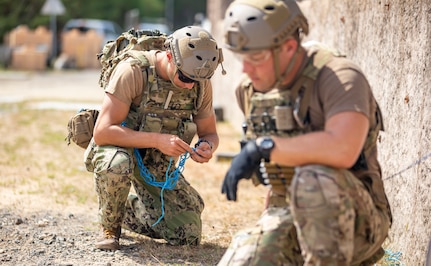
[209, 0, 431, 264]
[300, 2, 431, 264]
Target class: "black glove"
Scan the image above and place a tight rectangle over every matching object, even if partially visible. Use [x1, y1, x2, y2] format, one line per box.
[221, 140, 263, 201]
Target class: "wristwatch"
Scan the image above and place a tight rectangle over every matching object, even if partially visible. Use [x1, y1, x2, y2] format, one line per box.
[195, 138, 213, 150]
[258, 136, 275, 162]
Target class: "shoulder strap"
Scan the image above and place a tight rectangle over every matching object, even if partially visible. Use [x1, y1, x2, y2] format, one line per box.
[195, 81, 205, 112]
[240, 78, 254, 116]
[290, 47, 343, 127]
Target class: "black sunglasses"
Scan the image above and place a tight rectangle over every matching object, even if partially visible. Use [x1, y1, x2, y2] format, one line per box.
[177, 70, 196, 84]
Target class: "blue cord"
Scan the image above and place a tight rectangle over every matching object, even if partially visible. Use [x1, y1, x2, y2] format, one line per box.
[121, 120, 192, 226]
[134, 147, 190, 226]
[375, 249, 405, 266]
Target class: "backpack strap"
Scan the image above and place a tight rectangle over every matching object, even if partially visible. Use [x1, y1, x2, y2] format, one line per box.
[240, 78, 254, 117]
[194, 81, 206, 113]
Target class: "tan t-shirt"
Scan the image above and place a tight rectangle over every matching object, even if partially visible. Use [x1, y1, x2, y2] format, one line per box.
[308, 53, 374, 131]
[105, 50, 215, 120]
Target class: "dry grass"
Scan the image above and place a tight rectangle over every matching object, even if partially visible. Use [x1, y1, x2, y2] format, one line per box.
[0, 102, 266, 265]
[0, 102, 398, 265]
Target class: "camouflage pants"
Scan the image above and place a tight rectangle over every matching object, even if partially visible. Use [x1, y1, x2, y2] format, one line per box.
[218, 165, 391, 266]
[85, 141, 205, 246]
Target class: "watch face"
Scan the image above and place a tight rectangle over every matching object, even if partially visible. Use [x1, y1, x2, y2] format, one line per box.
[261, 138, 274, 150]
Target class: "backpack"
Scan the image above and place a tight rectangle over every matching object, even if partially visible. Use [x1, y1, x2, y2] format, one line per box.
[66, 29, 168, 149]
[98, 28, 167, 89]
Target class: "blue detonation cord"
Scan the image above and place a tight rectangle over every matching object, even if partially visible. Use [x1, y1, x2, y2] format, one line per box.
[376, 249, 405, 266]
[134, 147, 191, 226]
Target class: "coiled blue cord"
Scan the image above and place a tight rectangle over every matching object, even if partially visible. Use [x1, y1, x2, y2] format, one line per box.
[120, 121, 192, 226]
[134, 147, 190, 226]
[375, 249, 405, 266]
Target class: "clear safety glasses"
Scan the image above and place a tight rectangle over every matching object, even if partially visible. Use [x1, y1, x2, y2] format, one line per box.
[234, 50, 272, 65]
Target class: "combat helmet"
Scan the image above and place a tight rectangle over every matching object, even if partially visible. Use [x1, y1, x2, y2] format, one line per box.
[165, 26, 225, 81]
[224, 0, 309, 53]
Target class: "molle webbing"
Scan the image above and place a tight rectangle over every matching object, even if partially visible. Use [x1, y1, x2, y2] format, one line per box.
[243, 48, 339, 138]
[262, 162, 295, 186]
[130, 71, 201, 184]
[122, 52, 205, 147]
[144, 73, 201, 115]
[243, 47, 343, 187]
[246, 87, 304, 138]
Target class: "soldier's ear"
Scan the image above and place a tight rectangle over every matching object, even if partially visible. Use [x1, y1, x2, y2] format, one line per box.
[166, 50, 173, 61]
[282, 38, 298, 55]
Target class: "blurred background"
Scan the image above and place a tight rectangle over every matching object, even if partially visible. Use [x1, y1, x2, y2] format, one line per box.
[0, 0, 209, 70]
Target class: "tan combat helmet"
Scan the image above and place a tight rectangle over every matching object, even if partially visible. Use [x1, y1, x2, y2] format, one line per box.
[224, 0, 309, 53]
[165, 26, 225, 81]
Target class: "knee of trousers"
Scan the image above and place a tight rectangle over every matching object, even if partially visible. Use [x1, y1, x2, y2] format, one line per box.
[291, 165, 343, 218]
[93, 146, 134, 176]
[165, 211, 202, 246]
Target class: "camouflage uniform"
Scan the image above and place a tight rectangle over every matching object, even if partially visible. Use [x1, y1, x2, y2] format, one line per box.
[219, 165, 391, 266]
[218, 47, 392, 265]
[85, 58, 208, 245]
[220, 0, 392, 264]
[86, 141, 204, 246]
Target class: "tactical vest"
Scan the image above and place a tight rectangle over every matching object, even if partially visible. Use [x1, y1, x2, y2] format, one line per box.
[241, 47, 341, 188]
[123, 57, 204, 179]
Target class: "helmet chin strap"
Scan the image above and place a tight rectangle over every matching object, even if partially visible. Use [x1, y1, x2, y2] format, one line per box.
[271, 45, 300, 89]
[167, 62, 183, 89]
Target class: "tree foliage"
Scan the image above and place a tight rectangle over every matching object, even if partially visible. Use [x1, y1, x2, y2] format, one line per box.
[0, 0, 164, 42]
[0, 0, 206, 43]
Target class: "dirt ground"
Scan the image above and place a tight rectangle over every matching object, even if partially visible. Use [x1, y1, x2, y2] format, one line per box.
[0, 70, 268, 265]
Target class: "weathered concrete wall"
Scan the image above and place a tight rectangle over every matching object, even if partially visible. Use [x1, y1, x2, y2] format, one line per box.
[209, 0, 431, 264]
[301, 1, 431, 264]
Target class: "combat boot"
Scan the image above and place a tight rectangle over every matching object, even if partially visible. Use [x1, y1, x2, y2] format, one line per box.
[95, 226, 121, 250]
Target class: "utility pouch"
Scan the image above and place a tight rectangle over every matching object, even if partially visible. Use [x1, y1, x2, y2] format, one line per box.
[66, 109, 99, 149]
[181, 121, 197, 144]
[140, 114, 163, 133]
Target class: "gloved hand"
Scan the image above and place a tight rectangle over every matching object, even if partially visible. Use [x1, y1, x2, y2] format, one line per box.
[221, 140, 263, 201]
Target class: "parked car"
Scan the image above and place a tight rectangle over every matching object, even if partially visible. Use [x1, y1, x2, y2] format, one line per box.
[62, 18, 123, 47]
[56, 18, 124, 69]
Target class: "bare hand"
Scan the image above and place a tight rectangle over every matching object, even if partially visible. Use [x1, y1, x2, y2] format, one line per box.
[191, 142, 213, 163]
[157, 134, 193, 157]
